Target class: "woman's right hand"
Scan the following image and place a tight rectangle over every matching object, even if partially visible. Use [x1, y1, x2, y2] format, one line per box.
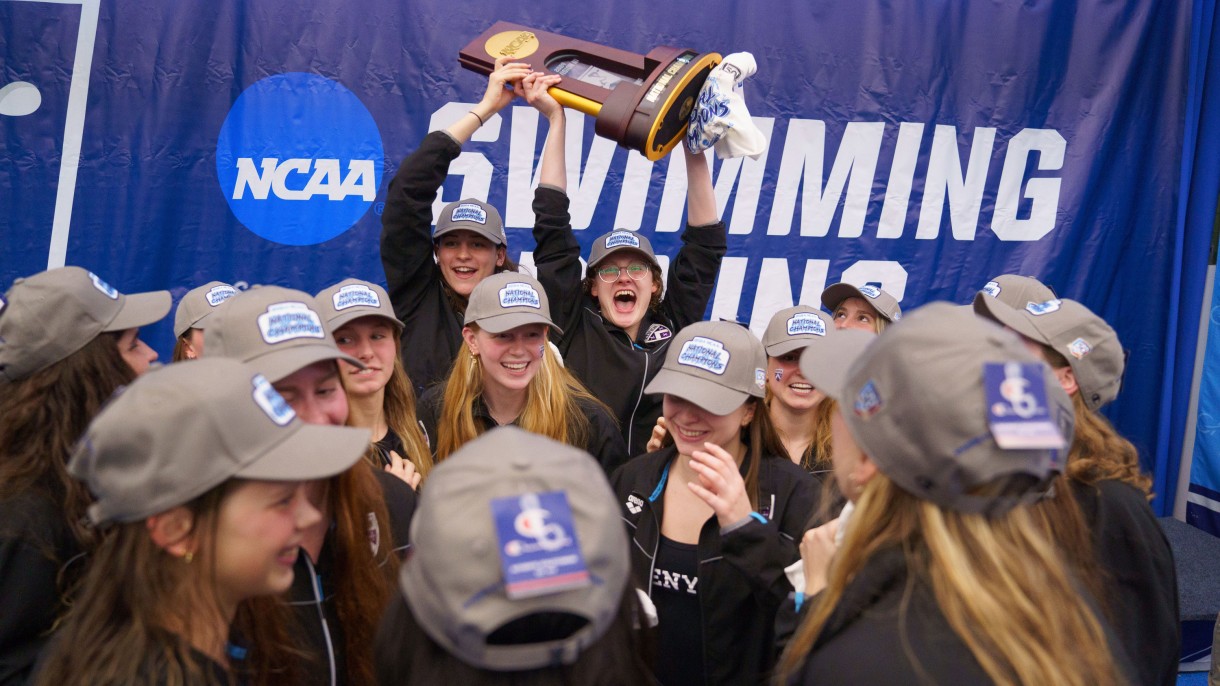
[800, 520, 839, 596]
[646, 416, 668, 453]
[521, 71, 564, 121]
[385, 450, 422, 491]
[478, 57, 532, 116]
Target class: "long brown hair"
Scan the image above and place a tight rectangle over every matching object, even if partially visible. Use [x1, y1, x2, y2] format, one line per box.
[761, 387, 834, 473]
[776, 475, 1124, 686]
[0, 333, 134, 551]
[435, 327, 608, 462]
[327, 459, 401, 686]
[34, 482, 302, 686]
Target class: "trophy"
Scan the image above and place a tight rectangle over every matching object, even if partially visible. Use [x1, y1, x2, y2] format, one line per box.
[459, 22, 720, 161]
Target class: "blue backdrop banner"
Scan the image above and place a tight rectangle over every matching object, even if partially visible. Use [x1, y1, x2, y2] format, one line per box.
[0, 0, 1199, 512]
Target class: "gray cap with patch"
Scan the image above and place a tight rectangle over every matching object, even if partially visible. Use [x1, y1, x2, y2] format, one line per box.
[974, 297, 1124, 411]
[464, 272, 562, 335]
[645, 320, 767, 415]
[315, 278, 404, 333]
[810, 302, 1073, 516]
[68, 358, 369, 524]
[434, 198, 506, 246]
[586, 230, 660, 271]
[203, 285, 363, 383]
[0, 267, 171, 382]
[821, 283, 902, 323]
[762, 305, 833, 357]
[972, 274, 1056, 314]
[173, 281, 238, 337]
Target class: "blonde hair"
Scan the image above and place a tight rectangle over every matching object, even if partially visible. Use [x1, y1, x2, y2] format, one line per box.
[435, 326, 611, 462]
[776, 475, 1123, 686]
[761, 387, 833, 473]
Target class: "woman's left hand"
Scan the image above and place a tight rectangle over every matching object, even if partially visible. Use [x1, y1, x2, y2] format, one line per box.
[385, 450, 422, 491]
[687, 442, 752, 527]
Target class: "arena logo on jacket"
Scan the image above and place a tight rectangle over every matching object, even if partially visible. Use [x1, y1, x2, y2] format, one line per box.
[216, 73, 383, 246]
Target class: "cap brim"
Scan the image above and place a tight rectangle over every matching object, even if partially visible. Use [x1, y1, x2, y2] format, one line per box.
[588, 246, 659, 270]
[764, 338, 816, 357]
[433, 224, 505, 246]
[236, 423, 370, 481]
[105, 290, 172, 332]
[328, 309, 405, 333]
[974, 297, 1049, 347]
[474, 311, 563, 336]
[820, 283, 864, 313]
[798, 329, 875, 400]
[644, 367, 750, 415]
[248, 345, 365, 383]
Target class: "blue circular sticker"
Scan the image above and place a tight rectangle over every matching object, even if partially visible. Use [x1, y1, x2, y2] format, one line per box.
[216, 73, 383, 246]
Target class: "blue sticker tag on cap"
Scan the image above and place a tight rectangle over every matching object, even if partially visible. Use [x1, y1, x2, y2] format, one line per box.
[492, 491, 591, 599]
[983, 362, 1067, 449]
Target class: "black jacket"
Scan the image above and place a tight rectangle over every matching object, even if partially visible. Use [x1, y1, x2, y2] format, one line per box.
[1073, 479, 1179, 686]
[416, 385, 629, 475]
[380, 130, 468, 395]
[288, 467, 414, 686]
[610, 447, 817, 685]
[0, 491, 85, 686]
[532, 186, 727, 456]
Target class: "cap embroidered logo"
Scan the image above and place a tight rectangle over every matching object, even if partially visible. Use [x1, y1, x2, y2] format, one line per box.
[257, 302, 325, 344]
[677, 336, 730, 375]
[88, 272, 119, 299]
[1068, 338, 1092, 359]
[854, 380, 884, 418]
[858, 285, 882, 299]
[206, 285, 237, 307]
[982, 281, 1001, 297]
[333, 284, 380, 310]
[787, 312, 826, 336]
[251, 374, 296, 426]
[1025, 299, 1062, 316]
[451, 203, 488, 224]
[499, 283, 541, 309]
[605, 231, 641, 249]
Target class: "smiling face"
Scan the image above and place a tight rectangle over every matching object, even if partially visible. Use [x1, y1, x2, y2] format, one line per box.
[212, 480, 322, 606]
[333, 316, 398, 399]
[115, 328, 158, 375]
[463, 323, 548, 397]
[663, 394, 755, 458]
[766, 351, 823, 412]
[434, 230, 506, 298]
[589, 251, 659, 339]
[272, 360, 348, 427]
[833, 297, 883, 333]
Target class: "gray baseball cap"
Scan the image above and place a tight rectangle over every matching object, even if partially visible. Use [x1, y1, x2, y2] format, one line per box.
[434, 198, 506, 246]
[68, 358, 369, 525]
[0, 267, 171, 382]
[645, 320, 766, 415]
[972, 274, 1056, 314]
[823, 302, 1074, 516]
[400, 426, 629, 671]
[821, 283, 902, 323]
[315, 279, 404, 333]
[762, 305, 833, 357]
[974, 297, 1123, 411]
[173, 281, 238, 337]
[586, 230, 660, 271]
[797, 328, 876, 398]
[202, 286, 363, 383]
[464, 273, 562, 335]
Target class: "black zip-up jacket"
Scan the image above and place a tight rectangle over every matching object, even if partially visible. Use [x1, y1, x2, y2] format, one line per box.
[610, 447, 817, 685]
[416, 385, 629, 475]
[380, 130, 470, 395]
[532, 187, 727, 456]
[0, 491, 85, 686]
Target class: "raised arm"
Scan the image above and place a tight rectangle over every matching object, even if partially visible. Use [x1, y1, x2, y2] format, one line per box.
[446, 57, 532, 144]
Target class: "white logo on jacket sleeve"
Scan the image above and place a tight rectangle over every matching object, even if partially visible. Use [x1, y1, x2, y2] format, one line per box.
[257, 302, 325, 343]
[786, 313, 826, 336]
[644, 323, 672, 344]
[451, 203, 488, 224]
[605, 231, 642, 249]
[626, 494, 643, 515]
[677, 337, 729, 375]
[499, 283, 541, 309]
[333, 284, 381, 310]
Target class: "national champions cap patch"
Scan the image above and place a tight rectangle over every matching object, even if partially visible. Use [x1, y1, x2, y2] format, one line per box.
[257, 302, 325, 344]
[451, 203, 488, 225]
[982, 281, 1001, 297]
[89, 272, 118, 299]
[206, 285, 238, 307]
[499, 282, 541, 310]
[251, 374, 296, 426]
[677, 336, 730, 375]
[1026, 299, 1062, 316]
[787, 312, 826, 337]
[605, 231, 641, 249]
[333, 284, 381, 311]
[858, 285, 882, 299]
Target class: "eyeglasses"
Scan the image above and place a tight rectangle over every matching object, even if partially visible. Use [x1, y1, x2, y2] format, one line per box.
[596, 263, 651, 283]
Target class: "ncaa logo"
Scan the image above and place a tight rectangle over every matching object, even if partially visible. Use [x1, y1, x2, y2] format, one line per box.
[216, 73, 383, 246]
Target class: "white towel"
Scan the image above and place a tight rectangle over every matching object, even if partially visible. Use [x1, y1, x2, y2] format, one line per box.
[686, 52, 768, 160]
